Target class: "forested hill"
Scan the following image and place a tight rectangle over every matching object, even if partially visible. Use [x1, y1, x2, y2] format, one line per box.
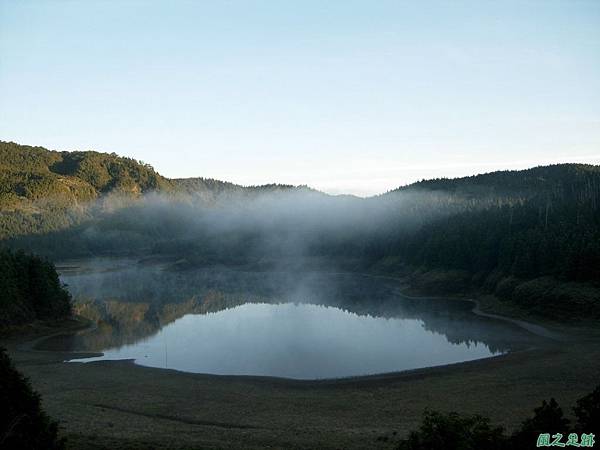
[1, 140, 599, 318]
[172, 177, 319, 203]
[375, 164, 600, 319]
[0, 141, 171, 200]
[0, 141, 173, 239]
[387, 164, 600, 204]
[4, 140, 596, 219]
[0, 141, 307, 239]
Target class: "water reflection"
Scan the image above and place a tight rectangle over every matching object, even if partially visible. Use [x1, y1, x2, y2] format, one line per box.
[42, 258, 541, 379]
[72, 303, 502, 379]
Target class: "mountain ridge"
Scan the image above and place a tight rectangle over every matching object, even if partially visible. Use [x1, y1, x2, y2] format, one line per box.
[3, 140, 598, 200]
[1, 140, 599, 319]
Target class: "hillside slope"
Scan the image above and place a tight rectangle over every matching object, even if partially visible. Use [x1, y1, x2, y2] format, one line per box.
[0, 141, 310, 239]
[0, 141, 173, 239]
[372, 165, 600, 319]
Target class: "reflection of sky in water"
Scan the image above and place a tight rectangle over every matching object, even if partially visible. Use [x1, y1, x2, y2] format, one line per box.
[72, 303, 502, 379]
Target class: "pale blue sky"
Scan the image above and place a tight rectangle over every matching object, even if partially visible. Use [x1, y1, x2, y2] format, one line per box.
[1, 1, 599, 196]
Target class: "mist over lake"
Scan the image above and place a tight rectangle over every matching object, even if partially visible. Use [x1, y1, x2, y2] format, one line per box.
[41, 258, 540, 379]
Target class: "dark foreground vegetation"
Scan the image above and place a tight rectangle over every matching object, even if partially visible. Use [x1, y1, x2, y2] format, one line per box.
[0, 347, 65, 449]
[0, 249, 72, 328]
[0, 250, 71, 448]
[398, 386, 599, 450]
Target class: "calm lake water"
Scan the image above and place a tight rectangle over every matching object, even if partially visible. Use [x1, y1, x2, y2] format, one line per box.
[72, 302, 502, 379]
[49, 258, 537, 379]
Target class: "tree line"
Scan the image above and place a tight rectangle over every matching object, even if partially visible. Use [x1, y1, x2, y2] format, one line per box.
[0, 249, 72, 328]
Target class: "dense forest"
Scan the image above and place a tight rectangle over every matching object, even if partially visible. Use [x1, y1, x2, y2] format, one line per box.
[0, 249, 72, 328]
[377, 164, 600, 318]
[1, 141, 599, 319]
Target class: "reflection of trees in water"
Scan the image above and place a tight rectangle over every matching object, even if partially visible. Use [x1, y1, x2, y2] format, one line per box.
[70, 292, 270, 351]
[418, 314, 518, 354]
[317, 291, 527, 354]
[60, 265, 532, 352]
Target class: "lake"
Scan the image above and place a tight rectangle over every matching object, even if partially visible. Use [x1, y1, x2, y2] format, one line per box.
[46, 258, 539, 379]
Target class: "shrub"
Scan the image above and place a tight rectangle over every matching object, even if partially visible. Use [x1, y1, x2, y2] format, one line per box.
[573, 385, 600, 434]
[396, 389, 600, 450]
[508, 398, 571, 449]
[396, 410, 507, 450]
